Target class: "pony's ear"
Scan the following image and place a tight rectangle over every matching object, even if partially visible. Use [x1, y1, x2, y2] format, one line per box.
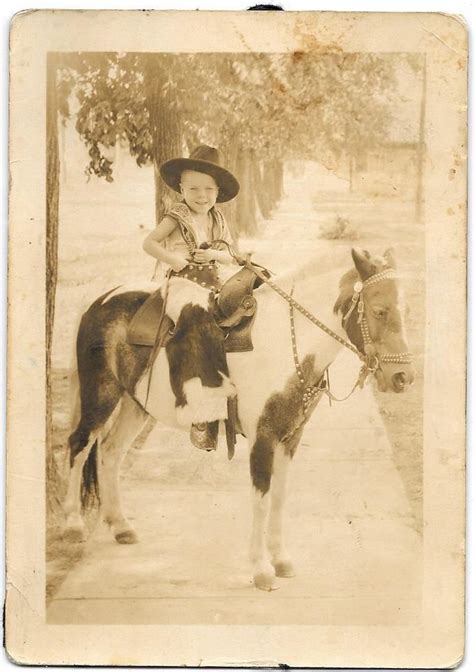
[383, 247, 397, 269]
[351, 247, 377, 280]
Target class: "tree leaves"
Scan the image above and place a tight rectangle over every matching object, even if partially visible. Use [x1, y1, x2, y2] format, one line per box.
[66, 53, 153, 180]
[60, 51, 398, 181]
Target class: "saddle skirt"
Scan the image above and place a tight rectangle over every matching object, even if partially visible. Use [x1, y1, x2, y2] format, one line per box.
[127, 264, 265, 352]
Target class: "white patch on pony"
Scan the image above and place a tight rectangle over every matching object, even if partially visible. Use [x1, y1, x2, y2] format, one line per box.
[268, 443, 292, 566]
[165, 277, 210, 322]
[396, 285, 409, 341]
[101, 281, 158, 304]
[176, 375, 236, 425]
[262, 249, 349, 296]
[100, 398, 124, 445]
[217, 263, 239, 284]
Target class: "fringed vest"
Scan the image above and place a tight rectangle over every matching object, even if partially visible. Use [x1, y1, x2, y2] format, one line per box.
[153, 203, 231, 280]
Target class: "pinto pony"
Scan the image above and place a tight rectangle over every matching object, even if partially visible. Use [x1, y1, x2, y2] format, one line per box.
[63, 247, 414, 591]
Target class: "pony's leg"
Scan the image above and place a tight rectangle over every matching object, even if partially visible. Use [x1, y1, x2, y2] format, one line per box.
[63, 436, 96, 542]
[268, 443, 295, 578]
[99, 395, 149, 544]
[249, 431, 276, 591]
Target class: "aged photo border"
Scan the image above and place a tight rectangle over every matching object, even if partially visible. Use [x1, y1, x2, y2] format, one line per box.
[7, 10, 466, 666]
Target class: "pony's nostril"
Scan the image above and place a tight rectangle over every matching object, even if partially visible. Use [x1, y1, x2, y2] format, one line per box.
[392, 372, 406, 392]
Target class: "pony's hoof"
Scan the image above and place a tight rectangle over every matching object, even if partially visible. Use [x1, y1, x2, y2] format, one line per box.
[115, 529, 138, 544]
[63, 526, 85, 544]
[273, 560, 295, 578]
[254, 572, 278, 591]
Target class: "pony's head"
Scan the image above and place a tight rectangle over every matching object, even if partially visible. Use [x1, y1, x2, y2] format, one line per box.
[334, 247, 415, 393]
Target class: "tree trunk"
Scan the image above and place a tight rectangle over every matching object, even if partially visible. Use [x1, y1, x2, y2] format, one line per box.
[234, 148, 257, 237]
[275, 159, 284, 203]
[143, 56, 183, 225]
[60, 118, 67, 185]
[262, 159, 283, 214]
[220, 134, 240, 243]
[252, 151, 271, 220]
[184, 128, 201, 155]
[46, 53, 61, 511]
[415, 55, 426, 223]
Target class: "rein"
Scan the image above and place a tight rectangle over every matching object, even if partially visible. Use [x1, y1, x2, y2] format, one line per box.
[251, 262, 413, 390]
[212, 241, 362, 357]
[212, 239, 413, 403]
[288, 288, 370, 414]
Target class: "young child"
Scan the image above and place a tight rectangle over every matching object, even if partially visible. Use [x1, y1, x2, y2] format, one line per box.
[143, 145, 240, 451]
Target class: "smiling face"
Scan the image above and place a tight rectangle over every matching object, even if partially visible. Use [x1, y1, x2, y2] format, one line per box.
[180, 170, 219, 215]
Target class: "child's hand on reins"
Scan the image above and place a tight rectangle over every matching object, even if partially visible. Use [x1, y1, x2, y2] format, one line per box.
[170, 255, 189, 272]
[193, 248, 215, 264]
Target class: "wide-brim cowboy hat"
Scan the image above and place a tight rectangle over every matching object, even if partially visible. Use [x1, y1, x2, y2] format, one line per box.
[160, 145, 240, 203]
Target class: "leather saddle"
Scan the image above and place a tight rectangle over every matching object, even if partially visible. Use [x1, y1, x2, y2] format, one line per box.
[127, 265, 268, 353]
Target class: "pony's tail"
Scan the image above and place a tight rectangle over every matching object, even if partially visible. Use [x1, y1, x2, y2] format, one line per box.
[68, 368, 100, 512]
[80, 440, 100, 512]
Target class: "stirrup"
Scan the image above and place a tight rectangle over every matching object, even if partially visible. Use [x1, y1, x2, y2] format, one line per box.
[190, 421, 219, 451]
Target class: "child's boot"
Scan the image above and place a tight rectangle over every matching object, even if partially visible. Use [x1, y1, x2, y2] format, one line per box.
[190, 421, 219, 451]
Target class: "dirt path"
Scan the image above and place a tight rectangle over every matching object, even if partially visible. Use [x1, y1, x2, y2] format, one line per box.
[47, 350, 421, 625]
[48, 164, 423, 623]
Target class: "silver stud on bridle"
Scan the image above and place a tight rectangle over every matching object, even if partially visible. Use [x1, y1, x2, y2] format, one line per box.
[246, 262, 413, 407]
[195, 243, 414, 408]
[342, 268, 413, 367]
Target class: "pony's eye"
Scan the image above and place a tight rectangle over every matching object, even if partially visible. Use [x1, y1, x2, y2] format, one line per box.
[372, 306, 387, 319]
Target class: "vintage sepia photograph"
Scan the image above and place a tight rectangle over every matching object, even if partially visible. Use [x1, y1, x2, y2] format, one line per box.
[7, 10, 466, 667]
[45, 49, 425, 626]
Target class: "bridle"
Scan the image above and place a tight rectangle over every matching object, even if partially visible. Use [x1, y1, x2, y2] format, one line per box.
[340, 267, 414, 369]
[244, 260, 413, 409]
[209, 241, 413, 410]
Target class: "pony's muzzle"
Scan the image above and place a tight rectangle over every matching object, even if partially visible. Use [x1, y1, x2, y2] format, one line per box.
[391, 370, 413, 393]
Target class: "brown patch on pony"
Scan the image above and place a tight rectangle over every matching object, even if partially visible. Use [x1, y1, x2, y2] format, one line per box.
[333, 253, 401, 356]
[69, 291, 152, 463]
[332, 268, 366, 354]
[250, 355, 324, 495]
[165, 303, 229, 410]
[333, 267, 359, 317]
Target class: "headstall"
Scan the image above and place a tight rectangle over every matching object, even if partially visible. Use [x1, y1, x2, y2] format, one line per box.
[208, 241, 413, 409]
[341, 268, 413, 371]
[246, 262, 414, 410]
